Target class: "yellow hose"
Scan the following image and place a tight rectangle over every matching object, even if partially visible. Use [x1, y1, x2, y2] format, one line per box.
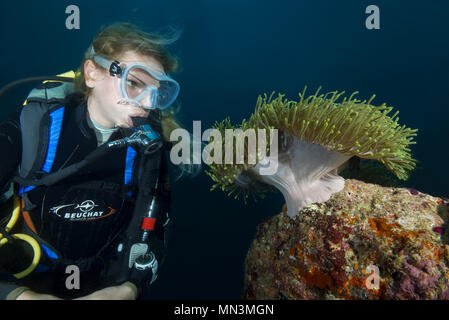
[0, 196, 42, 278]
[11, 234, 41, 279]
[0, 196, 20, 246]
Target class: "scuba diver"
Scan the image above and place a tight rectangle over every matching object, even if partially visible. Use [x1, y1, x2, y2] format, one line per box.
[0, 23, 196, 299]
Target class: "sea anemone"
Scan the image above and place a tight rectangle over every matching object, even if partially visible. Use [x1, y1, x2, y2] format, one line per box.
[205, 87, 418, 218]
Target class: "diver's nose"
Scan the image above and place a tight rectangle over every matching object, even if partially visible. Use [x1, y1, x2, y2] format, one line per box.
[141, 89, 156, 110]
[142, 96, 152, 109]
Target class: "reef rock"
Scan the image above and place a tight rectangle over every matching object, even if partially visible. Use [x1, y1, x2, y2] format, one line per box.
[244, 179, 449, 300]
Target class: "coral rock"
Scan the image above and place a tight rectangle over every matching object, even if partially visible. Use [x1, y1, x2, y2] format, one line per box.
[244, 179, 449, 300]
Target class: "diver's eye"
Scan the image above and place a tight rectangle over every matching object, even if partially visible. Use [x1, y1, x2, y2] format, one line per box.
[126, 79, 147, 94]
[126, 79, 138, 88]
[126, 75, 147, 89]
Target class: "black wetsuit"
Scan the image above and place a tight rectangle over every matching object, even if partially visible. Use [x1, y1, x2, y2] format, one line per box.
[0, 93, 171, 299]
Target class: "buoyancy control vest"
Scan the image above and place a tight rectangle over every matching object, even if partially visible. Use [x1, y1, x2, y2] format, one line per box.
[1, 72, 171, 296]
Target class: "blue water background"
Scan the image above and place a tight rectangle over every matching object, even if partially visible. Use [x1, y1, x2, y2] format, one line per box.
[0, 0, 448, 299]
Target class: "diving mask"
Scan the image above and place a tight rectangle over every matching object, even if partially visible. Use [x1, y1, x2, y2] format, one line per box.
[90, 47, 180, 110]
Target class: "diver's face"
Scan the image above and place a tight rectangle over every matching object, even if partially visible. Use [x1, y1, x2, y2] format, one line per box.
[86, 51, 165, 128]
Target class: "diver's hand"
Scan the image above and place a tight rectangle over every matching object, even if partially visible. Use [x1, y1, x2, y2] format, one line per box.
[74, 282, 137, 300]
[16, 289, 63, 300]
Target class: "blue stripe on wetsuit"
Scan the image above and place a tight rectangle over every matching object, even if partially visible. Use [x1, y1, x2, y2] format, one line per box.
[19, 107, 65, 195]
[42, 107, 65, 173]
[124, 146, 136, 196]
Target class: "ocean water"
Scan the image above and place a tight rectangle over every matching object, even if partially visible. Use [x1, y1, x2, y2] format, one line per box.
[0, 0, 448, 299]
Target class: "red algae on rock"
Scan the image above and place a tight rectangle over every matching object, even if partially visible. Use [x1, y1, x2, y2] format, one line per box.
[244, 179, 449, 300]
